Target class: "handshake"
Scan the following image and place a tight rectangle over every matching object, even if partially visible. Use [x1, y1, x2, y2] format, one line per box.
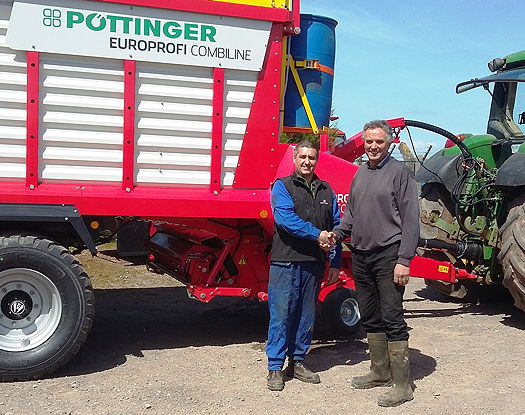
[317, 230, 337, 251]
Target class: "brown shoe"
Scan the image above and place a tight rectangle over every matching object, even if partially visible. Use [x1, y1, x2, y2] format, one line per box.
[285, 360, 321, 384]
[267, 370, 284, 391]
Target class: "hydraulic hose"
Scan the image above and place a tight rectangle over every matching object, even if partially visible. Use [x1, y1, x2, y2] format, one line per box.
[404, 119, 472, 157]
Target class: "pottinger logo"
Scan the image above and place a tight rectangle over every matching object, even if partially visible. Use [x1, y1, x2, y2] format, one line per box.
[42, 8, 62, 27]
[9, 299, 26, 316]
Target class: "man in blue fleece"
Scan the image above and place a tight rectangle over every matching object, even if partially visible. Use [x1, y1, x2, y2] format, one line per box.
[266, 140, 340, 391]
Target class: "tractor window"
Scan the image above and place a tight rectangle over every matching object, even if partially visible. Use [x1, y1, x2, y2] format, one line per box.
[512, 82, 525, 135]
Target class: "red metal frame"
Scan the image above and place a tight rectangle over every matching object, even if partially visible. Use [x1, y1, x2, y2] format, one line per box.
[211, 67, 225, 194]
[26, 51, 39, 190]
[233, 23, 283, 188]
[95, 0, 292, 22]
[123, 60, 136, 192]
[319, 131, 329, 152]
[0, 182, 270, 218]
[1, 7, 289, 218]
[331, 117, 406, 161]
[410, 256, 478, 283]
[283, 0, 300, 34]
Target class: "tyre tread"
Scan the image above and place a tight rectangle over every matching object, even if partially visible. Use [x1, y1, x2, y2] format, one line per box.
[498, 204, 525, 312]
[0, 235, 94, 381]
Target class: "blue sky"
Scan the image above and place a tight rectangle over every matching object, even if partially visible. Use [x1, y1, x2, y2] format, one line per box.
[300, 0, 525, 155]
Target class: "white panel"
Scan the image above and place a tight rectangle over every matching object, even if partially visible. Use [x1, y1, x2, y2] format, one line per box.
[0, 107, 24, 121]
[136, 169, 209, 185]
[137, 133, 211, 150]
[0, 143, 24, 158]
[138, 83, 212, 100]
[0, 161, 24, 178]
[42, 165, 122, 182]
[0, 88, 24, 103]
[43, 147, 122, 163]
[225, 138, 243, 152]
[226, 90, 255, 103]
[223, 172, 234, 186]
[0, 125, 24, 140]
[43, 93, 123, 110]
[137, 151, 210, 166]
[0, 52, 25, 68]
[0, 2, 26, 181]
[42, 74, 124, 93]
[0, 70, 28, 85]
[137, 116, 211, 132]
[138, 66, 213, 85]
[0, 0, 262, 187]
[43, 111, 122, 127]
[39, 52, 124, 183]
[221, 69, 258, 185]
[138, 100, 212, 117]
[224, 155, 239, 168]
[135, 61, 215, 186]
[42, 128, 122, 145]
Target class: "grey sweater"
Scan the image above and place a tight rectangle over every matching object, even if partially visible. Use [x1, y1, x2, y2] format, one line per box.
[334, 155, 420, 266]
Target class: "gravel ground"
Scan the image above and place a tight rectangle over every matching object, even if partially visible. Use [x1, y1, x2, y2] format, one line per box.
[1, 249, 524, 415]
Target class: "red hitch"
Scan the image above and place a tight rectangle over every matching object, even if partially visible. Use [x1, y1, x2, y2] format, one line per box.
[409, 256, 478, 283]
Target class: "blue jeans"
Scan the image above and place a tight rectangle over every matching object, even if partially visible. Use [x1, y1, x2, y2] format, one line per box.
[266, 261, 324, 371]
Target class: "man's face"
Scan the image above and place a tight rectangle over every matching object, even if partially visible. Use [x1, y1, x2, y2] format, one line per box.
[294, 146, 318, 180]
[364, 127, 391, 166]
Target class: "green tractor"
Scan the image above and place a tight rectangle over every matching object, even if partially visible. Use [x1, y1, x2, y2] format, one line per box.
[414, 50, 525, 311]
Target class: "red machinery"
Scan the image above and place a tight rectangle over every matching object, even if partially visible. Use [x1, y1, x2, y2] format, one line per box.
[0, 0, 478, 382]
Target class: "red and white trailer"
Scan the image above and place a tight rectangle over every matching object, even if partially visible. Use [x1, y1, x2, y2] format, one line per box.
[0, 0, 364, 381]
[0, 0, 478, 382]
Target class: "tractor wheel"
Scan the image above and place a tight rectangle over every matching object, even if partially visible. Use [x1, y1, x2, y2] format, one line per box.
[322, 288, 361, 335]
[419, 183, 478, 300]
[497, 202, 525, 312]
[0, 235, 94, 381]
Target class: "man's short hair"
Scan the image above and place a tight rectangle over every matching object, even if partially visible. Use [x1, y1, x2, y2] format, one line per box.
[362, 120, 394, 143]
[293, 140, 319, 157]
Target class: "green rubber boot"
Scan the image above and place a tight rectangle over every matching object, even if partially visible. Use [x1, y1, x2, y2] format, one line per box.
[351, 332, 392, 389]
[377, 341, 414, 407]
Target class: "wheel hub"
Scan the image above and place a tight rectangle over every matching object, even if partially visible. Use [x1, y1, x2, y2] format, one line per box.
[1, 290, 33, 320]
[340, 297, 360, 327]
[0, 268, 62, 352]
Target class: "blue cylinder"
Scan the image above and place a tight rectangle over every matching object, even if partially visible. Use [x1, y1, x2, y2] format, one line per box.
[284, 14, 337, 129]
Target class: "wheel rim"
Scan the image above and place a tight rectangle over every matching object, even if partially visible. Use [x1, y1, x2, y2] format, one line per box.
[340, 297, 360, 328]
[0, 268, 62, 352]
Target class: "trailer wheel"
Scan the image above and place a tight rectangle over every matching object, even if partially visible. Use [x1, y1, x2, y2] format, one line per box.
[322, 288, 361, 335]
[497, 202, 525, 312]
[0, 235, 94, 381]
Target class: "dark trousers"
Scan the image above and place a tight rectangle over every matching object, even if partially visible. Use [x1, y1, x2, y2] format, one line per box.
[266, 261, 324, 370]
[351, 243, 408, 341]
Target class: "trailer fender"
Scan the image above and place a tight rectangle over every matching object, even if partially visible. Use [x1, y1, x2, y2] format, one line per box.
[415, 152, 462, 192]
[496, 152, 525, 187]
[0, 204, 97, 255]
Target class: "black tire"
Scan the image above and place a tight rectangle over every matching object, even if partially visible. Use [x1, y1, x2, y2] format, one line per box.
[497, 202, 525, 312]
[419, 183, 477, 300]
[321, 288, 361, 335]
[0, 235, 94, 381]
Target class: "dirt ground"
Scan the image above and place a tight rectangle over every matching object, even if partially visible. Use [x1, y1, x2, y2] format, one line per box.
[1, 248, 524, 415]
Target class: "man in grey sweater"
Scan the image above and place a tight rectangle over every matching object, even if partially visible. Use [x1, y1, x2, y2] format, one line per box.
[328, 119, 419, 407]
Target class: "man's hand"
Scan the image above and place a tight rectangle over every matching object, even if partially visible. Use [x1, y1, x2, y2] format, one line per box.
[393, 263, 410, 286]
[325, 267, 340, 285]
[318, 231, 337, 250]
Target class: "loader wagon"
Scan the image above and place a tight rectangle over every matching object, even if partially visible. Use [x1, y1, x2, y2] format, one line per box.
[0, 0, 363, 381]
